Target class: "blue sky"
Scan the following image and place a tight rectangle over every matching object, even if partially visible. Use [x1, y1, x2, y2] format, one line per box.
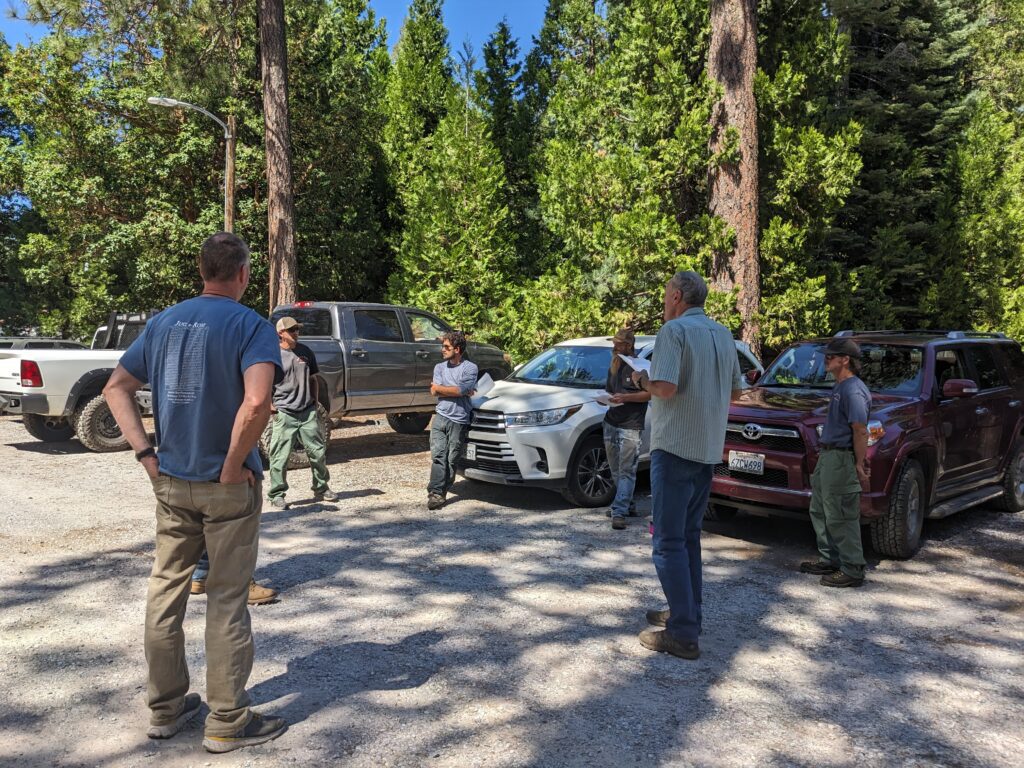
[1, 0, 547, 57]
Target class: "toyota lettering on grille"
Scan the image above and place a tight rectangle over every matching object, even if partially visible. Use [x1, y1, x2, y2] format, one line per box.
[741, 423, 763, 441]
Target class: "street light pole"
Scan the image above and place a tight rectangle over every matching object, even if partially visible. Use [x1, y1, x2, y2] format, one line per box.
[147, 97, 236, 233]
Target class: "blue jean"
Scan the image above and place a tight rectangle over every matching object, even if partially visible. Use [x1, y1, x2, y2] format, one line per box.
[193, 550, 209, 582]
[603, 422, 642, 517]
[650, 449, 712, 642]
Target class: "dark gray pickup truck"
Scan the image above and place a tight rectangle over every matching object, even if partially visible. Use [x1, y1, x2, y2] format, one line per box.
[264, 301, 513, 465]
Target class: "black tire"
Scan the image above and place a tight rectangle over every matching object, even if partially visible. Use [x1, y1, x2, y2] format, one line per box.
[561, 434, 615, 508]
[259, 403, 332, 470]
[870, 459, 925, 559]
[22, 413, 75, 442]
[998, 438, 1024, 513]
[705, 503, 738, 522]
[74, 394, 129, 452]
[387, 412, 432, 434]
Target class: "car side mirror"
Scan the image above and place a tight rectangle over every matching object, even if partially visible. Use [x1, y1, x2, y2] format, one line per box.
[744, 369, 761, 385]
[941, 378, 979, 398]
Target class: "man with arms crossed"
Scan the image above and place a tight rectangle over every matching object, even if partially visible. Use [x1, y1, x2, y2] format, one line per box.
[631, 270, 742, 660]
[104, 232, 288, 753]
[427, 330, 477, 510]
[799, 338, 870, 588]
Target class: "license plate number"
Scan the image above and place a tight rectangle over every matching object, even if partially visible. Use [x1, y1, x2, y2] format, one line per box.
[728, 450, 765, 475]
[465, 443, 477, 461]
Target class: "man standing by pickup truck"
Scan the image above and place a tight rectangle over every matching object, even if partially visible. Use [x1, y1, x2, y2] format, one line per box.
[631, 270, 742, 661]
[103, 232, 288, 753]
[427, 330, 478, 510]
[800, 338, 871, 588]
[266, 316, 338, 509]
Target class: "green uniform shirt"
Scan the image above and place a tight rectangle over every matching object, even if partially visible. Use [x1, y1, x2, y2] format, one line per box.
[649, 308, 742, 464]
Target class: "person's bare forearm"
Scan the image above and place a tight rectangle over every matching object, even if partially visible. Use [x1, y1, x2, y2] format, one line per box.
[103, 369, 149, 452]
[620, 391, 652, 403]
[852, 423, 869, 470]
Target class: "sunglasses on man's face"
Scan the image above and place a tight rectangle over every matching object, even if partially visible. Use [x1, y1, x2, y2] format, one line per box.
[442, 344, 454, 350]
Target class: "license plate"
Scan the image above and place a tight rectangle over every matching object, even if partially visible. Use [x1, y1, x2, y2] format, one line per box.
[728, 450, 765, 475]
[465, 443, 477, 461]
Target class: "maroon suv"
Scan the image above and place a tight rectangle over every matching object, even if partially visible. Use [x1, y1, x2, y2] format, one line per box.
[709, 331, 1024, 558]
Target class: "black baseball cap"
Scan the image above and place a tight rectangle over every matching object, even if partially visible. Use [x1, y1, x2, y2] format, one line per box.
[823, 338, 862, 359]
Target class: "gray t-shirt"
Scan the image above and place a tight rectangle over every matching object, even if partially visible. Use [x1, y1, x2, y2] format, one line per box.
[434, 359, 478, 425]
[273, 342, 319, 414]
[820, 376, 871, 448]
[649, 308, 743, 464]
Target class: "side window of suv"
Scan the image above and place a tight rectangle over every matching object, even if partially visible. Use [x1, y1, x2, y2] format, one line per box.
[964, 346, 1007, 390]
[1000, 344, 1024, 385]
[407, 312, 449, 342]
[934, 348, 968, 393]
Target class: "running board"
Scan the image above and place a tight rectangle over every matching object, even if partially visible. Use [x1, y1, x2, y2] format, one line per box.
[927, 485, 1004, 519]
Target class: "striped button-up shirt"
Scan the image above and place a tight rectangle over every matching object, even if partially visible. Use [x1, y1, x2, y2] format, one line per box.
[649, 308, 742, 464]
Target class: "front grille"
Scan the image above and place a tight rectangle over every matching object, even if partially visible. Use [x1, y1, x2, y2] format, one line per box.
[461, 458, 521, 476]
[470, 409, 506, 435]
[726, 423, 804, 453]
[714, 464, 790, 489]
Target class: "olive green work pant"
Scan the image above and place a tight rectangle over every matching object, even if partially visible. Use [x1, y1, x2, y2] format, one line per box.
[267, 406, 330, 500]
[808, 449, 866, 579]
[146, 475, 262, 737]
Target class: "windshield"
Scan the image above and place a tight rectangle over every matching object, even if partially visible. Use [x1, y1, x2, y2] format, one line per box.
[761, 343, 924, 394]
[512, 345, 612, 388]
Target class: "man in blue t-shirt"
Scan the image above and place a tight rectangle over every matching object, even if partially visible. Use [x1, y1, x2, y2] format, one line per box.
[799, 337, 872, 588]
[104, 233, 287, 754]
[427, 330, 478, 509]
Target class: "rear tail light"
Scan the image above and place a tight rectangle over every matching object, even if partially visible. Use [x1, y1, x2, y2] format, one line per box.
[293, 301, 315, 308]
[20, 360, 43, 387]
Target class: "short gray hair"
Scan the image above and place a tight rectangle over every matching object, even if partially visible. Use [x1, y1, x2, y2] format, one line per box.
[668, 270, 708, 306]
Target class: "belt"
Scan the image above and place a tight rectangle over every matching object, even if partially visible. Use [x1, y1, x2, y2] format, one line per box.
[820, 444, 853, 452]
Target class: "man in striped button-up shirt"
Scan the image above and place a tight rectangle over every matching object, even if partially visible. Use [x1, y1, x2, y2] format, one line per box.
[632, 270, 743, 660]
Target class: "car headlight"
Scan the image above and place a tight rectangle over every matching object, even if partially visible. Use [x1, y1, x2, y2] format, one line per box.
[815, 421, 885, 446]
[504, 405, 582, 428]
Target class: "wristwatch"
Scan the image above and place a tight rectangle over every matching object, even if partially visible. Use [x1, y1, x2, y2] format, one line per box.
[135, 446, 156, 462]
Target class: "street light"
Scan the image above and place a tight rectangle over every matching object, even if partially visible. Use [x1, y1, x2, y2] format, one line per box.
[147, 96, 237, 233]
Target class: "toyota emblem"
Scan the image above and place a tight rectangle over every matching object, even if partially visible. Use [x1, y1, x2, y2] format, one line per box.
[741, 423, 763, 441]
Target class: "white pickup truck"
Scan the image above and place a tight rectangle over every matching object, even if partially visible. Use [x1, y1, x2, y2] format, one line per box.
[0, 312, 154, 451]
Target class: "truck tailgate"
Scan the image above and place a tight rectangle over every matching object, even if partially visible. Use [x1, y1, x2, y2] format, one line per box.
[0, 351, 24, 394]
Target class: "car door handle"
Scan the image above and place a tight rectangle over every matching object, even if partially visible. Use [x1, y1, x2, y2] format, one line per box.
[975, 407, 989, 416]
[415, 350, 432, 359]
[1011, 400, 1022, 408]
[351, 348, 367, 358]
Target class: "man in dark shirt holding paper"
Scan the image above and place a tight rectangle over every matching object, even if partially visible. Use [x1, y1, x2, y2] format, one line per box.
[800, 338, 872, 588]
[603, 328, 651, 529]
[427, 330, 478, 510]
[266, 316, 338, 509]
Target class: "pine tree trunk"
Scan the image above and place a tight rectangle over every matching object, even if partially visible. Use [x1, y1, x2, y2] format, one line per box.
[259, 0, 297, 310]
[708, 0, 760, 355]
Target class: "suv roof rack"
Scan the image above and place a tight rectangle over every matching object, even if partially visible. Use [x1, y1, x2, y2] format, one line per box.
[833, 329, 1006, 339]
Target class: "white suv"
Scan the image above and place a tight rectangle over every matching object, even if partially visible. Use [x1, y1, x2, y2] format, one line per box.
[460, 335, 762, 506]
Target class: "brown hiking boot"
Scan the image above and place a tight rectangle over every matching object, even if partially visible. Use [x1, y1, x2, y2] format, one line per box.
[799, 560, 839, 575]
[147, 692, 202, 739]
[820, 571, 864, 588]
[203, 712, 288, 753]
[611, 516, 627, 530]
[191, 579, 206, 595]
[427, 493, 445, 510]
[248, 580, 278, 605]
[645, 608, 670, 627]
[638, 628, 700, 660]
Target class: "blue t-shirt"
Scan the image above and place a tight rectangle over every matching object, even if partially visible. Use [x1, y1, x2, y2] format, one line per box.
[820, 376, 871, 448]
[433, 359, 478, 425]
[120, 296, 282, 481]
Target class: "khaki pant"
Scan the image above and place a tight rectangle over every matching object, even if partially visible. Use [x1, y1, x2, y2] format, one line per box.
[809, 449, 866, 579]
[146, 475, 262, 737]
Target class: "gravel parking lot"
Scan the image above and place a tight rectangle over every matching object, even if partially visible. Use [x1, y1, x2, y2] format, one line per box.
[1, 414, 1022, 768]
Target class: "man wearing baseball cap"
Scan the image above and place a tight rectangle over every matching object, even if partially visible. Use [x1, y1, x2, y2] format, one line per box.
[266, 315, 338, 509]
[800, 338, 871, 587]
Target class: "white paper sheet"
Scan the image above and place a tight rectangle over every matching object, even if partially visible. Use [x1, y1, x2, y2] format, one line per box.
[475, 372, 495, 397]
[594, 392, 621, 407]
[617, 354, 651, 374]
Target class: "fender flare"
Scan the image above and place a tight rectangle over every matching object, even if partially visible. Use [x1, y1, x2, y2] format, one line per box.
[62, 368, 114, 417]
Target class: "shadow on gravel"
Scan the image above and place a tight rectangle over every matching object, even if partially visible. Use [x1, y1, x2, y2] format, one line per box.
[323, 430, 430, 464]
[2, 489, 1022, 765]
[4, 438, 93, 455]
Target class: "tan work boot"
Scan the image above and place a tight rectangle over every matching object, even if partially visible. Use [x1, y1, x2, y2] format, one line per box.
[248, 579, 278, 605]
[191, 579, 206, 595]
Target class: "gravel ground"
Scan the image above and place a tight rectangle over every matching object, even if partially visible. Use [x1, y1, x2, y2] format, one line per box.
[0, 413, 1022, 768]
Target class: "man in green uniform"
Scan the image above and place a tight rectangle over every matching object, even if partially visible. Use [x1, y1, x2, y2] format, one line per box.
[267, 316, 338, 509]
[800, 338, 871, 588]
